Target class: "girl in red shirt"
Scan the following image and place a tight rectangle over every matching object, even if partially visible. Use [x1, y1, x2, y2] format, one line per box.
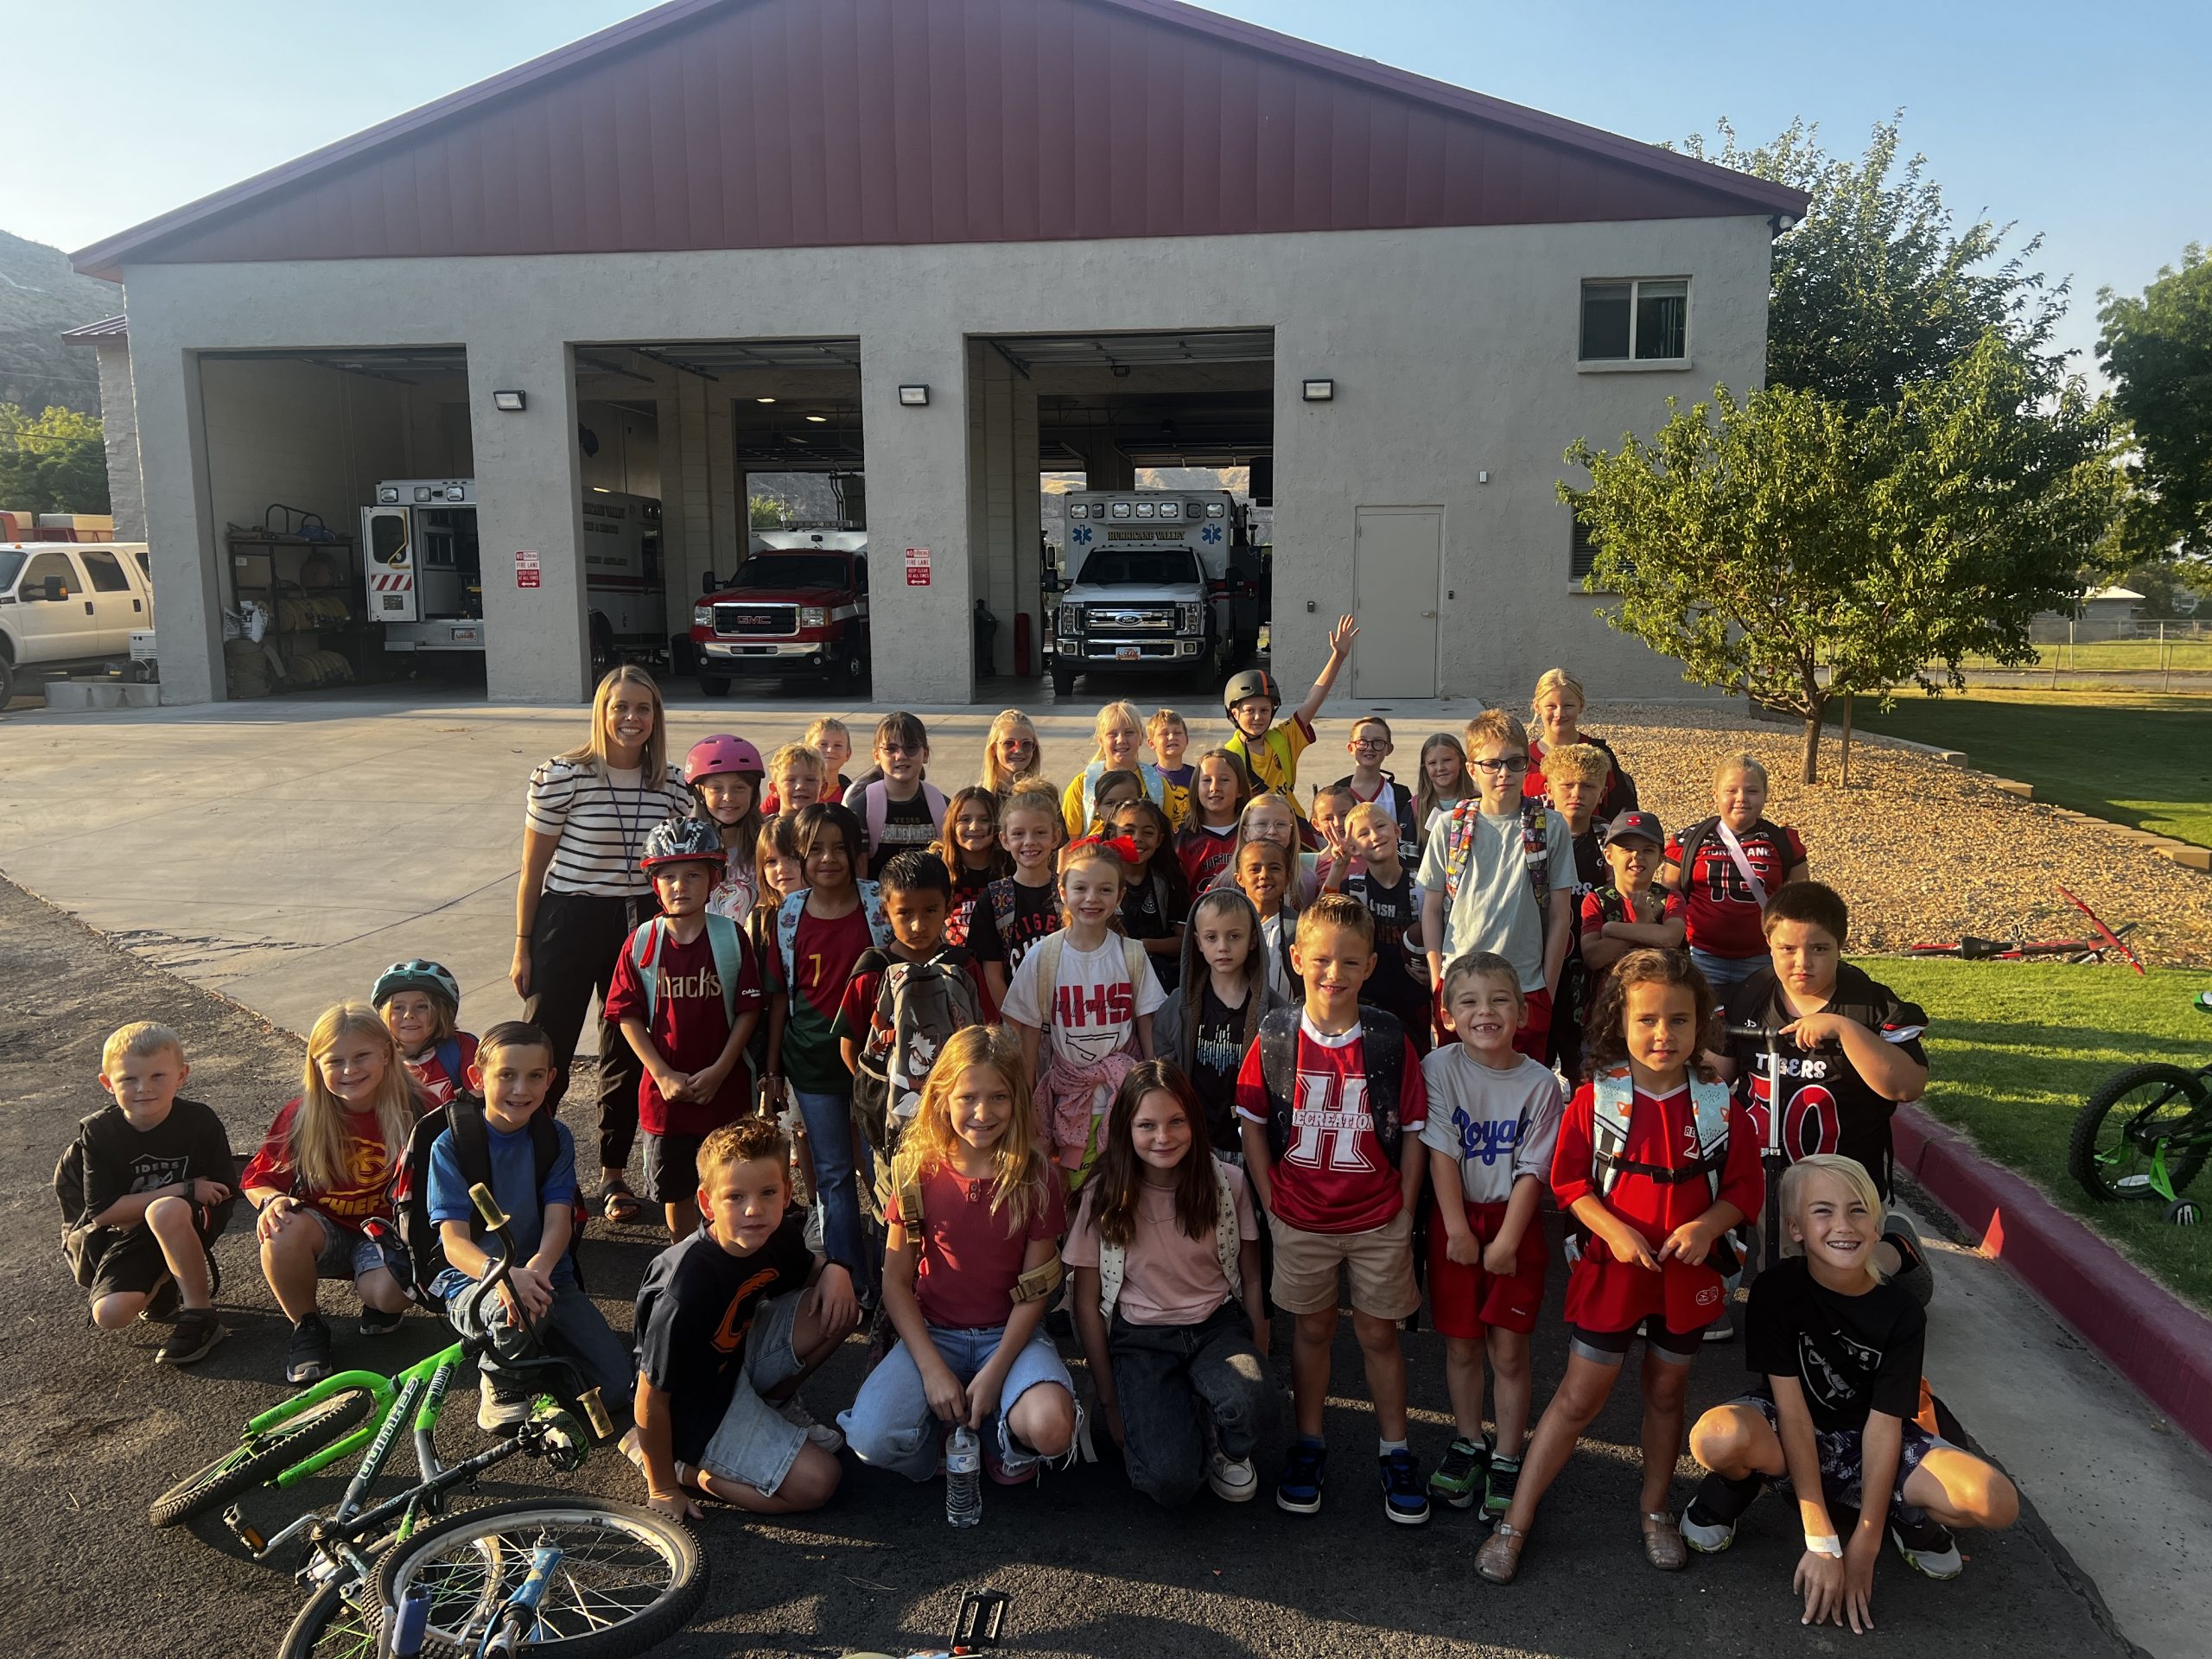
[1478, 950, 1761, 1584]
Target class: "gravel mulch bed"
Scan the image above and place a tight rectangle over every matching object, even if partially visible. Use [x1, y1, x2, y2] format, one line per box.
[1581, 701, 2212, 969]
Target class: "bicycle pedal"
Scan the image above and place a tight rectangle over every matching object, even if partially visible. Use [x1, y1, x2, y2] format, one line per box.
[222, 1503, 266, 1556]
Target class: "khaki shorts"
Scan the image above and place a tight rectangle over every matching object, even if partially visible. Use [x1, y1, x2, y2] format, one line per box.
[1269, 1207, 1420, 1320]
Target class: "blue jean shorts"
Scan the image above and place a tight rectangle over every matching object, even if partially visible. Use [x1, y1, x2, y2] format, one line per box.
[838, 1322, 1075, 1484]
[308, 1210, 409, 1283]
[696, 1288, 810, 1496]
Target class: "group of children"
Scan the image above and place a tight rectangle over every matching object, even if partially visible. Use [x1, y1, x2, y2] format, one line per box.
[59, 648, 2019, 1623]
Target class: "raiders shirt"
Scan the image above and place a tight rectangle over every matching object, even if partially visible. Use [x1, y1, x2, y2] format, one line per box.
[1724, 963, 1929, 1196]
[1746, 1255, 1925, 1435]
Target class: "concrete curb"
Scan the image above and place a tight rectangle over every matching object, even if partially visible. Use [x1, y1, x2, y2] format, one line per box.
[1892, 1103, 2212, 1455]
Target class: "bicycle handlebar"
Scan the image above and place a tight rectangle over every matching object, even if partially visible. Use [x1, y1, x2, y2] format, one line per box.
[450, 1182, 607, 1433]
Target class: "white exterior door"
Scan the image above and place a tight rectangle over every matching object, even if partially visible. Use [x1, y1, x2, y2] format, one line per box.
[1351, 506, 1442, 698]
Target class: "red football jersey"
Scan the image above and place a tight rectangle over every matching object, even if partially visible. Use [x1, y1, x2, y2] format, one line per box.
[1236, 1020, 1427, 1236]
[1665, 819, 1807, 959]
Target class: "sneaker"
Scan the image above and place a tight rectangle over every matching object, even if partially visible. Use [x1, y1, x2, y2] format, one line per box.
[777, 1392, 846, 1452]
[156, 1307, 226, 1366]
[1274, 1438, 1327, 1515]
[989, 1414, 1042, 1485]
[1680, 1497, 1738, 1554]
[359, 1303, 408, 1338]
[1484, 1452, 1522, 1519]
[1891, 1517, 1963, 1580]
[1428, 1437, 1488, 1510]
[1703, 1310, 1737, 1343]
[1207, 1451, 1259, 1503]
[285, 1313, 334, 1385]
[478, 1373, 537, 1433]
[1379, 1447, 1431, 1526]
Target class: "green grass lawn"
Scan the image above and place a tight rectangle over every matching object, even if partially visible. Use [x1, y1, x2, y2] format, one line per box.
[1845, 689, 2212, 848]
[1875, 957, 2212, 1306]
[1964, 639, 2212, 671]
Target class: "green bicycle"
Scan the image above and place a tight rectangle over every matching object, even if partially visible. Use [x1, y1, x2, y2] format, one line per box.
[150, 1185, 708, 1657]
[2068, 990, 2212, 1224]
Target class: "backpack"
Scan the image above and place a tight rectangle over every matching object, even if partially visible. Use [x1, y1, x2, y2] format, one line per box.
[1096, 1155, 1243, 1318]
[850, 947, 984, 1171]
[1439, 795, 1556, 909]
[1255, 1005, 1408, 1164]
[627, 911, 747, 1026]
[53, 1136, 88, 1234]
[393, 1095, 584, 1306]
[859, 781, 949, 855]
[773, 882, 892, 990]
[1580, 1065, 1738, 1272]
[1338, 772, 1421, 864]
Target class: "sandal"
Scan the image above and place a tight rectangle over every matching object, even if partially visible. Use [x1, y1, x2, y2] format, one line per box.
[600, 1183, 643, 1224]
[1475, 1520, 1529, 1584]
[1642, 1510, 1688, 1571]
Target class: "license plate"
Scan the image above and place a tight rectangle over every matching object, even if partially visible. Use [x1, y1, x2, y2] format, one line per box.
[451, 626, 480, 644]
[1116, 645, 1141, 662]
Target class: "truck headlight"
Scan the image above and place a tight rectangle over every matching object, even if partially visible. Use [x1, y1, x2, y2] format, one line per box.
[692, 606, 712, 629]
[799, 606, 828, 627]
[1058, 604, 1084, 634]
[1178, 601, 1204, 633]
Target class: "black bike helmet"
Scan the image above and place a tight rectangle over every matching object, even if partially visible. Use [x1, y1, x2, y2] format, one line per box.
[1223, 669, 1281, 712]
[640, 817, 727, 872]
[372, 959, 461, 1012]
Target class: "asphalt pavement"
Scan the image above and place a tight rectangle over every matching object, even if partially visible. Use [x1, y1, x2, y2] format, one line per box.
[0, 876, 2140, 1659]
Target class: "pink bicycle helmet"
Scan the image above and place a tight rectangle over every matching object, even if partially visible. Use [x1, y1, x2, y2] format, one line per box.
[683, 734, 766, 786]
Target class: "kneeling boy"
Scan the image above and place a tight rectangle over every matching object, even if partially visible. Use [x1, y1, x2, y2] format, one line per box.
[632, 1116, 861, 1519]
[57, 1022, 237, 1365]
[427, 1022, 635, 1433]
[1239, 894, 1431, 1523]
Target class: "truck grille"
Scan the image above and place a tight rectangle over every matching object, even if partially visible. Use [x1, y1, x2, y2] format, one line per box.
[1085, 607, 1175, 632]
[712, 603, 796, 636]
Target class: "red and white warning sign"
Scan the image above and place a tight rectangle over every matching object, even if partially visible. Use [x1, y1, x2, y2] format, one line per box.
[370, 572, 413, 592]
[514, 549, 541, 589]
[904, 546, 931, 588]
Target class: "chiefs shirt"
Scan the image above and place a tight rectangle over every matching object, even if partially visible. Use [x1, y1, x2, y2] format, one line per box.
[1236, 1016, 1427, 1236]
[1666, 817, 1808, 959]
[240, 1098, 401, 1226]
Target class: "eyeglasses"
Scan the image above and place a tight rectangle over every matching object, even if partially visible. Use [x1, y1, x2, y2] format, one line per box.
[1470, 757, 1530, 774]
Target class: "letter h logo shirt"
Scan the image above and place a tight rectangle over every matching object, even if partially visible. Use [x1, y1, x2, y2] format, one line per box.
[1237, 1015, 1427, 1235]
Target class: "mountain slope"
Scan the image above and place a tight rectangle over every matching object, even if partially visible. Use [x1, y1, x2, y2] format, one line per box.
[0, 230, 118, 414]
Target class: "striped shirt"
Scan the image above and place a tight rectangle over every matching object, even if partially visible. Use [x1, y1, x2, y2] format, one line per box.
[525, 757, 690, 896]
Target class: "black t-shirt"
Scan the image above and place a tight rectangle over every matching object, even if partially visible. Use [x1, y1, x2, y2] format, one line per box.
[1569, 828, 1606, 894]
[1343, 866, 1427, 1022]
[62, 1099, 236, 1230]
[1189, 982, 1255, 1143]
[633, 1214, 815, 1465]
[1745, 1255, 1925, 1435]
[946, 865, 995, 950]
[1724, 964, 1929, 1196]
[868, 791, 939, 879]
[1120, 869, 1183, 993]
[965, 877, 1062, 971]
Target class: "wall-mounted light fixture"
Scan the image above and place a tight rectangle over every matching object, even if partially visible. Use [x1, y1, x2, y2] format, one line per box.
[756, 396, 778, 404]
[898, 384, 930, 406]
[805, 414, 828, 423]
[1300, 378, 1334, 403]
[493, 389, 527, 412]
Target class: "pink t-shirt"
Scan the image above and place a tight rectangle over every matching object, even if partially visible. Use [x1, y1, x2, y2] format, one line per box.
[1065, 1161, 1259, 1325]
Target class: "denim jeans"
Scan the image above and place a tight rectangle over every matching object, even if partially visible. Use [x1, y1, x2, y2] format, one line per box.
[1690, 947, 1762, 995]
[791, 1084, 873, 1300]
[1109, 1300, 1279, 1506]
[439, 1274, 636, 1430]
[837, 1322, 1073, 1483]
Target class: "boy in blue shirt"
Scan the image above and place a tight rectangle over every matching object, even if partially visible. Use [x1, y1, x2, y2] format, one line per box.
[427, 1020, 635, 1436]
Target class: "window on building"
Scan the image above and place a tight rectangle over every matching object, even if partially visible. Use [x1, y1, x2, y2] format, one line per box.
[1580, 278, 1689, 362]
[1569, 512, 1600, 583]
[79, 549, 131, 592]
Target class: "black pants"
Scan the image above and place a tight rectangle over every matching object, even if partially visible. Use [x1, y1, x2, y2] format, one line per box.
[525, 889, 645, 1176]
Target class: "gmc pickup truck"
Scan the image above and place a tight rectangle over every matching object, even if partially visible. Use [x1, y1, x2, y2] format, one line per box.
[691, 531, 870, 694]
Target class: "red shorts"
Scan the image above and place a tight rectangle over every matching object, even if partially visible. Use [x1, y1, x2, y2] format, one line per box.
[1427, 1199, 1548, 1339]
[1510, 988, 1553, 1063]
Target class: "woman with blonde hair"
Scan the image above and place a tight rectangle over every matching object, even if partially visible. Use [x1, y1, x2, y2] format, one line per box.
[1524, 667, 1637, 820]
[510, 664, 690, 1223]
[240, 1001, 421, 1383]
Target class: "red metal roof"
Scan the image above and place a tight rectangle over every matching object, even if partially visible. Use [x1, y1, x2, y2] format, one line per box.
[72, 0, 1805, 282]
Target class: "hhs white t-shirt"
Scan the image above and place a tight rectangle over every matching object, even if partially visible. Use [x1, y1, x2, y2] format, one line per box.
[1002, 936, 1166, 1067]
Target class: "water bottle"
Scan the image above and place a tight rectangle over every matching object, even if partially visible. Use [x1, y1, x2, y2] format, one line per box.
[945, 1425, 982, 1528]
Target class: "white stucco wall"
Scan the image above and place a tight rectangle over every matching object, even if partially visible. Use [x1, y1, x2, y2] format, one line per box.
[92, 340, 145, 543]
[119, 215, 1772, 706]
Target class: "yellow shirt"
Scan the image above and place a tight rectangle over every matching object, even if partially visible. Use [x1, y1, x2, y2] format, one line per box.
[1225, 717, 1315, 817]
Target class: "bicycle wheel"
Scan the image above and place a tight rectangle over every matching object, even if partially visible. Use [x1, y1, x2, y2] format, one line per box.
[277, 1578, 381, 1659]
[369, 1497, 707, 1658]
[149, 1385, 377, 1529]
[2069, 1064, 2212, 1203]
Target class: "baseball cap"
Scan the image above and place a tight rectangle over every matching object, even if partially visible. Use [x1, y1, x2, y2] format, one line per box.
[1605, 809, 1664, 848]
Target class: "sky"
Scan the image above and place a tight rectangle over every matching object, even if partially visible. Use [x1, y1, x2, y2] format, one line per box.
[5, 0, 2206, 380]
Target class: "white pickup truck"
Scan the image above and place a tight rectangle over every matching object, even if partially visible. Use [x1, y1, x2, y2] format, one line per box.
[1047, 489, 1262, 696]
[0, 542, 154, 704]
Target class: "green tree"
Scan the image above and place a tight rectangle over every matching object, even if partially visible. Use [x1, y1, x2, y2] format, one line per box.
[1677, 116, 2069, 410]
[1564, 336, 2120, 784]
[748, 493, 786, 530]
[0, 404, 110, 515]
[2098, 245, 2212, 559]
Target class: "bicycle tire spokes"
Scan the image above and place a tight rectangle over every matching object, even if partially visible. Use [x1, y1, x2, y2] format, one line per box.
[391, 1510, 688, 1645]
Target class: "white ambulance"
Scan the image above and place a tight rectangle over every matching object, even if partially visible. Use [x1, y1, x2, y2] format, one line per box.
[1048, 489, 1262, 695]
